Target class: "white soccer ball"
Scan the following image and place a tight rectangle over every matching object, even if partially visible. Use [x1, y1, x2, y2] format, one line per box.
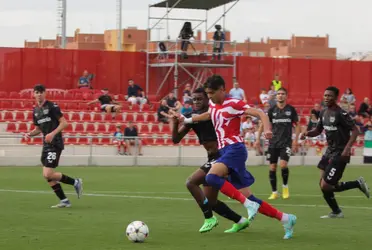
[126, 221, 149, 243]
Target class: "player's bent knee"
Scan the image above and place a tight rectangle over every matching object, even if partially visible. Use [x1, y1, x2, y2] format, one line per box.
[320, 179, 333, 191]
[269, 164, 277, 171]
[42, 167, 54, 180]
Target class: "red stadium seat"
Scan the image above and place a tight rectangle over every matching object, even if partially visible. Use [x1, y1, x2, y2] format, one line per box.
[101, 137, 111, 145]
[9, 92, 20, 99]
[64, 124, 73, 133]
[125, 113, 134, 122]
[136, 114, 145, 123]
[82, 113, 91, 122]
[75, 124, 85, 133]
[140, 125, 150, 134]
[147, 114, 155, 123]
[142, 104, 151, 111]
[79, 103, 89, 111]
[161, 125, 171, 134]
[93, 113, 102, 122]
[11, 102, 23, 110]
[108, 124, 117, 133]
[1, 101, 11, 109]
[86, 124, 96, 133]
[70, 113, 81, 122]
[0, 91, 8, 99]
[151, 124, 160, 133]
[24, 113, 32, 121]
[14, 112, 25, 121]
[6, 123, 17, 133]
[97, 124, 107, 133]
[2, 111, 14, 122]
[79, 137, 90, 145]
[18, 123, 28, 133]
[66, 103, 78, 111]
[131, 104, 140, 112]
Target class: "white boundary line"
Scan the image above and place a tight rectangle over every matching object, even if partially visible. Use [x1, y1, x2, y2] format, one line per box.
[0, 189, 371, 210]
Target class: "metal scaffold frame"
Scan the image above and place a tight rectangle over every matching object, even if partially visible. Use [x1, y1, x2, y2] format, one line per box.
[146, 0, 240, 98]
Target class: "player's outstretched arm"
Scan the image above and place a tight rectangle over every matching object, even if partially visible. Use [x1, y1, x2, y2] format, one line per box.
[171, 115, 191, 144]
[26, 126, 42, 138]
[245, 108, 272, 138]
[87, 99, 99, 105]
[183, 112, 211, 124]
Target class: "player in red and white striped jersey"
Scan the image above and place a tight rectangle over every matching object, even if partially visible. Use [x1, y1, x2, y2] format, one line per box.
[182, 75, 297, 239]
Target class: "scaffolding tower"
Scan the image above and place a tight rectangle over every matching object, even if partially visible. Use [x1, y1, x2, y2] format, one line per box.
[56, 0, 67, 49]
[146, 0, 240, 98]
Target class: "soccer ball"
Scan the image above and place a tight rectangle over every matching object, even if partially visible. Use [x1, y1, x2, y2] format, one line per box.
[126, 221, 149, 243]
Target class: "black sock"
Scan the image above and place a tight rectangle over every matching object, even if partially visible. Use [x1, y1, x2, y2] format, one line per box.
[199, 198, 213, 219]
[269, 170, 277, 192]
[51, 183, 67, 201]
[322, 190, 342, 214]
[60, 174, 75, 185]
[281, 167, 289, 186]
[334, 181, 360, 192]
[212, 200, 242, 223]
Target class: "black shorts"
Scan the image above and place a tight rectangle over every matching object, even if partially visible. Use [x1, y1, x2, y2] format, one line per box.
[267, 147, 291, 164]
[200, 153, 220, 174]
[41, 148, 62, 168]
[317, 155, 349, 185]
[101, 104, 116, 112]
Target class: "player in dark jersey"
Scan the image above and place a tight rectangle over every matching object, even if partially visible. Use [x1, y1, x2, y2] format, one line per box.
[302, 86, 370, 218]
[172, 88, 250, 233]
[25, 84, 83, 208]
[257, 87, 300, 200]
[87, 88, 122, 117]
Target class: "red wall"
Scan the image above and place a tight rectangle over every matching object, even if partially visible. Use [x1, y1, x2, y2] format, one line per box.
[0, 48, 371, 102]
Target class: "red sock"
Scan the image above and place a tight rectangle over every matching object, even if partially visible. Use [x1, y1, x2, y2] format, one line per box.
[220, 181, 246, 204]
[258, 201, 283, 221]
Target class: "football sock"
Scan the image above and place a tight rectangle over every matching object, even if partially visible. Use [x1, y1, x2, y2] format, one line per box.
[247, 195, 263, 205]
[51, 183, 67, 201]
[322, 190, 342, 214]
[206, 174, 247, 204]
[281, 167, 289, 186]
[334, 181, 360, 192]
[199, 198, 213, 219]
[60, 174, 75, 186]
[212, 200, 242, 223]
[258, 201, 284, 221]
[269, 170, 277, 192]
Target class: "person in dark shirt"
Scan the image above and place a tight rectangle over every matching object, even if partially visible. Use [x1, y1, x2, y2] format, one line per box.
[307, 113, 318, 131]
[311, 103, 321, 119]
[302, 86, 370, 219]
[24, 84, 83, 208]
[256, 87, 300, 200]
[157, 99, 171, 123]
[124, 121, 142, 155]
[358, 97, 371, 117]
[172, 88, 247, 233]
[87, 88, 122, 118]
[127, 79, 147, 108]
[165, 92, 182, 111]
[78, 70, 93, 89]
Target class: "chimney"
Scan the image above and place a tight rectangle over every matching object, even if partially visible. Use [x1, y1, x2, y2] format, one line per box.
[196, 30, 202, 41]
[260, 38, 264, 43]
[325, 33, 329, 47]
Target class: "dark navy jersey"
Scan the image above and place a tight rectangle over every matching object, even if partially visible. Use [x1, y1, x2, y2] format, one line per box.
[316, 106, 355, 157]
[184, 109, 217, 145]
[33, 100, 64, 150]
[268, 104, 298, 148]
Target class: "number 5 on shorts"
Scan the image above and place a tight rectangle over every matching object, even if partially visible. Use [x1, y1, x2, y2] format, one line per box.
[327, 167, 336, 180]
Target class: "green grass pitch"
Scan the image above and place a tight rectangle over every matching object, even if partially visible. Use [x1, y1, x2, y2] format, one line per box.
[0, 166, 371, 250]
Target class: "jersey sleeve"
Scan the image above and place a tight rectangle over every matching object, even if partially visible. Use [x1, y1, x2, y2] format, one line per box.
[339, 110, 355, 130]
[268, 108, 273, 123]
[291, 106, 299, 124]
[315, 110, 324, 132]
[51, 103, 63, 120]
[32, 109, 38, 126]
[231, 100, 250, 117]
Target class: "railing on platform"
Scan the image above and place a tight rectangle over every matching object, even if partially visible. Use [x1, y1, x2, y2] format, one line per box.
[0, 134, 369, 167]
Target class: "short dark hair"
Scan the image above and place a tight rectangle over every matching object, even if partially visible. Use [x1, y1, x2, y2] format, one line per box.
[193, 87, 208, 98]
[102, 88, 109, 91]
[277, 87, 288, 94]
[325, 86, 339, 97]
[204, 75, 225, 90]
[33, 84, 46, 93]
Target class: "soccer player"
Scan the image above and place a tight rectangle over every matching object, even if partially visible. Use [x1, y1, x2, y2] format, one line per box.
[87, 88, 121, 117]
[172, 88, 250, 233]
[302, 86, 370, 218]
[182, 75, 297, 239]
[256, 88, 300, 199]
[25, 84, 83, 208]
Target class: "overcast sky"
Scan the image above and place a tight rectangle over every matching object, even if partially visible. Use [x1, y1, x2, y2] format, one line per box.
[0, 0, 370, 55]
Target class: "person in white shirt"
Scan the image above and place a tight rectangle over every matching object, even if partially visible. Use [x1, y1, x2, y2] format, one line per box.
[229, 82, 246, 102]
[259, 89, 270, 104]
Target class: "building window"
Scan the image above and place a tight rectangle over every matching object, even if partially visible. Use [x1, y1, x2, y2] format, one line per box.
[258, 52, 265, 57]
[249, 52, 257, 57]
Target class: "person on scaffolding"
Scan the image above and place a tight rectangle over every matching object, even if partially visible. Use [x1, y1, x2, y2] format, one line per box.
[213, 25, 225, 61]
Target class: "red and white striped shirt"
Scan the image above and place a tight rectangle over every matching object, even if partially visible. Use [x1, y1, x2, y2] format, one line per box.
[209, 97, 250, 149]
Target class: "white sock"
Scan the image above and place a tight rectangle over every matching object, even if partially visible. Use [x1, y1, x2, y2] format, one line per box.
[281, 213, 289, 223]
[238, 217, 248, 224]
[272, 191, 278, 194]
[61, 198, 69, 203]
[282, 185, 288, 188]
[74, 179, 78, 186]
[243, 198, 258, 208]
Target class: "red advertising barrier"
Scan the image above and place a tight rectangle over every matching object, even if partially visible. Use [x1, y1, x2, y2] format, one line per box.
[0, 48, 371, 102]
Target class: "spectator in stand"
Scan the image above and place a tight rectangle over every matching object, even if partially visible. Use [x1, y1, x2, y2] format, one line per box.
[339, 96, 349, 111]
[358, 97, 371, 117]
[78, 70, 93, 89]
[242, 116, 254, 149]
[271, 74, 282, 91]
[349, 104, 358, 120]
[127, 79, 147, 109]
[268, 84, 277, 98]
[87, 88, 121, 118]
[311, 103, 321, 119]
[180, 100, 193, 115]
[165, 92, 182, 111]
[340, 88, 356, 104]
[263, 102, 270, 114]
[307, 113, 318, 131]
[157, 99, 172, 123]
[229, 82, 247, 102]
[364, 120, 372, 137]
[113, 125, 127, 155]
[183, 83, 192, 103]
[268, 94, 277, 108]
[259, 88, 269, 104]
[124, 121, 143, 156]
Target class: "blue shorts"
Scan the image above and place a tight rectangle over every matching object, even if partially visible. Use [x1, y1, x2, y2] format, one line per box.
[215, 142, 255, 189]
